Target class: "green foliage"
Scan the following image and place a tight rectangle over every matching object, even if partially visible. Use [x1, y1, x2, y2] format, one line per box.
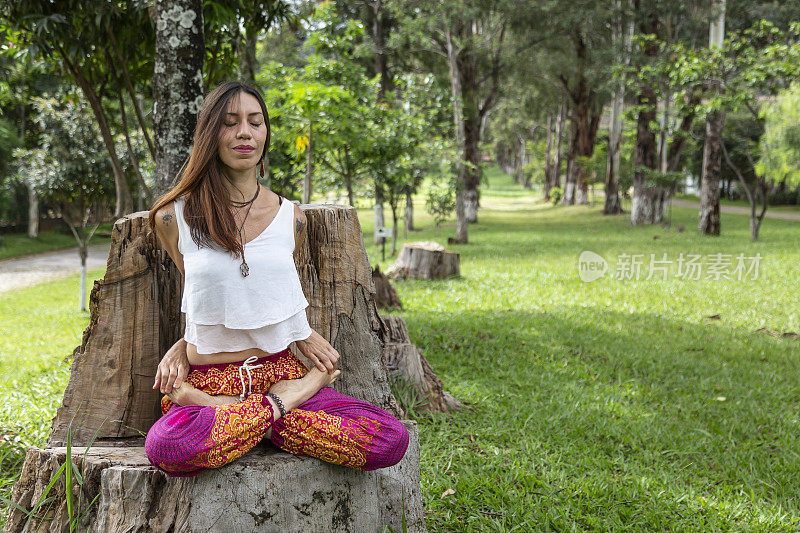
[15, 93, 114, 210]
[664, 20, 800, 121]
[548, 186, 563, 205]
[757, 82, 800, 189]
[425, 171, 457, 228]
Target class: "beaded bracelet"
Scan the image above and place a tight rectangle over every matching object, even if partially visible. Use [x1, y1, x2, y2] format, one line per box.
[266, 392, 286, 418]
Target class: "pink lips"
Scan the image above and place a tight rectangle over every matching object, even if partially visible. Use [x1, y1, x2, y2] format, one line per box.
[234, 146, 254, 153]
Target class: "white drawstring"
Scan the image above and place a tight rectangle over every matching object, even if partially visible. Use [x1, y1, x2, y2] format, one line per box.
[238, 355, 264, 401]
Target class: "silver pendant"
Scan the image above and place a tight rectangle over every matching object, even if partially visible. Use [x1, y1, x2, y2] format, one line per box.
[240, 261, 249, 277]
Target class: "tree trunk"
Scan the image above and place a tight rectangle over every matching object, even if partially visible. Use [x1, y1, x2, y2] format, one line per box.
[630, 79, 663, 224]
[573, 102, 601, 205]
[380, 314, 461, 413]
[605, 1, 630, 215]
[553, 105, 566, 190]
[699, 109, 724, 234]
[6, 206, 425, 532]
[630, 7, 671, 225]
[462, 78, 481, 224]
[374, 181, 385, 245]
[563, 127, 578, 205]
[79, 243, 88, 312]
[699, 0, 726, 235]
[446, 30, 468, 243]
[372, 265, 403, 310]
[386, 241, 460, 280]
[544, 112, 555, 199]
[238, 26, 257, 86]
[6, 435, 423, 533]
[303, 121, 313, 204]
[26, 183, 39, 238]
[153, 0, 205, 198]
[405, 188, 414, 233]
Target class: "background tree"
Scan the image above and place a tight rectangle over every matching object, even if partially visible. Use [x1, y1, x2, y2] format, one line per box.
[16, 94, 115, 310]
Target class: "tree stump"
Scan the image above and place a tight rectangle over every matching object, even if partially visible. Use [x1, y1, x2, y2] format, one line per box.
[379, 314, 461, 413]
[372, 265, 403, 310]
[385, 241, 460, 280]
[5, 205, 425, 533]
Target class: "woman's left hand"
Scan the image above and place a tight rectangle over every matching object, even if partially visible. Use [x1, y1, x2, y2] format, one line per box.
[295, 330, 340, 373]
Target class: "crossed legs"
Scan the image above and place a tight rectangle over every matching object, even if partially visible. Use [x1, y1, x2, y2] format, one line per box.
[144, 350, 409, 477]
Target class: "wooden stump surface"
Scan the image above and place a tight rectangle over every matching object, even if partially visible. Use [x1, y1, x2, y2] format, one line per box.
[385, 241, 460, 280]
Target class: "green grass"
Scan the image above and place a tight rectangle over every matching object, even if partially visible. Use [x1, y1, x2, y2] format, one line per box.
[360, 166, 800, 531]
[0, 268, 104, 516]
[674, 192, 800, 215]
[0, 225, 113, 261]
[2, 167, 800, 530]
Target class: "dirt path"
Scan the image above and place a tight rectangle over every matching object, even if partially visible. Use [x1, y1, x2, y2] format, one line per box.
[0, 244, 110, 294]
[671, 199, 800, 222]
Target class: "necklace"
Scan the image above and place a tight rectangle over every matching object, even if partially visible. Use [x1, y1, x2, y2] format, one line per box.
[232, 183, 260, 277]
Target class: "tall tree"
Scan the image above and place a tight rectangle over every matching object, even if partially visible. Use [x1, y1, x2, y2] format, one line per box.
[605, 0, 633, 215]
[390, 0, 507, 244]
[698, 0, 726, 235]
[0, 0, 146, 216]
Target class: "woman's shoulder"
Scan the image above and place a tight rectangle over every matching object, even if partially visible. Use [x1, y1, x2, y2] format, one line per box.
[154, 198, 181, 236]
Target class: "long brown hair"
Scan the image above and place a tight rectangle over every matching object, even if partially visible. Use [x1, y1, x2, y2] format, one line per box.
[148, 81, 271, 259]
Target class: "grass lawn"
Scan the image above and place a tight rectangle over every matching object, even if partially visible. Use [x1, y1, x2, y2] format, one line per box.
[2, 166, 800, 530]
[674, 192, 800, 215]
[0, 225, 113, 261]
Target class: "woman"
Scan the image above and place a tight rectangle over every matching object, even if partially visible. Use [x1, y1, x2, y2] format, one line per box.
[144, 81, 409, 477]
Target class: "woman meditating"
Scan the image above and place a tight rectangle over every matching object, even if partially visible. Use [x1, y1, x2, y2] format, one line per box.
[144, 81, 409, 477]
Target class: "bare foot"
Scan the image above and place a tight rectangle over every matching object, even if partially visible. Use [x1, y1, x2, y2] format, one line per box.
[167, 382, 238, 407]
[268, 367, 341, 415]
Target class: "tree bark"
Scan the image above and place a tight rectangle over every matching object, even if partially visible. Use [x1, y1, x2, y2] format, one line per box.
[386, 241, 460, 280]
[544, 112, 555, 199]
[26, 184, 39, 238]
[5, 433, 424, 532]
[604, 0, 631, 216]
[630, 6, 671, 225]
[553, 105, 565, 190]
[380, 314, 461, 413]
[374, 182, 385, 245]
[372, 265, 403, 310]
[405, 187, 414, 233]
[153, 0, 205, 198]
[446, 30, 468, 243]
[563, 127, 578, 205]
[699, 0, 726, 235]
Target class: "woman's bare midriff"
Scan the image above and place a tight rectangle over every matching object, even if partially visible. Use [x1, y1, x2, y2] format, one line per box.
[186, 342, 286, 366]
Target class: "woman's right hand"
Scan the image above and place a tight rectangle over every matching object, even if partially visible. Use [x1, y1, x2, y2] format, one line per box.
[153, 338, 190, 394]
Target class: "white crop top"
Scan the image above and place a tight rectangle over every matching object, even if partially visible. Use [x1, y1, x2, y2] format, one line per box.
[174, 193, 312, 354]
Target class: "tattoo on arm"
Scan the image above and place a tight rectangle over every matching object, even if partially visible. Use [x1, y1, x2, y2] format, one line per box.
[295, 218, 305, 236]
[162, 213, 173, 226]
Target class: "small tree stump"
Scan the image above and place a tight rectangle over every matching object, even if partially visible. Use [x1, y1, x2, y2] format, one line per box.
[385, 241, 460, 280]
[372, 265, 403, 310]
[6, 205, 425, 533]
[380, 315, 461, 413]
